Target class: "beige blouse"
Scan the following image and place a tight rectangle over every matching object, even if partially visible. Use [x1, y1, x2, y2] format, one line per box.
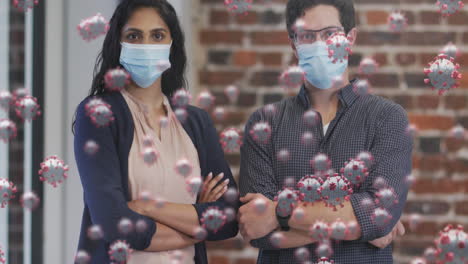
[121, 89, 200, 264]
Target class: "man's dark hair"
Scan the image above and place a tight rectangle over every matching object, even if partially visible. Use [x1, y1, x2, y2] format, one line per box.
[286, 0, 356, 38]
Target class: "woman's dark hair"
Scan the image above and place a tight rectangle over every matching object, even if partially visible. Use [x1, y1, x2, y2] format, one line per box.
[286, 0, 356, 38]
[72, 0, 187, 133]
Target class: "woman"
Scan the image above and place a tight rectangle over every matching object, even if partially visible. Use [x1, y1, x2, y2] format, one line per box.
[73, 0, 239, 263]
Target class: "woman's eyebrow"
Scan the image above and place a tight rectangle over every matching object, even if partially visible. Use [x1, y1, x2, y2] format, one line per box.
[123, 27, 168, 33]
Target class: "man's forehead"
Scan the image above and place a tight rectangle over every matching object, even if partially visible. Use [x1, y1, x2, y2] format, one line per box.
[299, 5, 342, 31]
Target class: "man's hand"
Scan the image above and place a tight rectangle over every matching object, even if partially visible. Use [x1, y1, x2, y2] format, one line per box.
[369, 220, 405, 249]
[238, 193, 279, 242]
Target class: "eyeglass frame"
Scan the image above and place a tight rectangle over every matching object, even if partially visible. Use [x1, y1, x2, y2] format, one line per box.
[289, 26, 346, 45]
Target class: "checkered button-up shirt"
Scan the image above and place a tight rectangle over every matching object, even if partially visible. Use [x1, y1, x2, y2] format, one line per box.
[239, 80, 413, 264]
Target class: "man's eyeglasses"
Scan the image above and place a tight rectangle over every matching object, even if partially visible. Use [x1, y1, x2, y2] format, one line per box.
[291, 26, 345, 45]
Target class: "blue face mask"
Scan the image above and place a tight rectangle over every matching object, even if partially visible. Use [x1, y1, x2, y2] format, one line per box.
[119, 42, 172, 88]
[297, 41, 348, 90]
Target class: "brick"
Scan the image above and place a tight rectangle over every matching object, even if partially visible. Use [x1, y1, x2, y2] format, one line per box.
[374, 53, 388, 66]
[233, 50, 257, 66]
[405, 73, 427, 89]
[409, 114, 454, 130]
[259, 52, 283, 66]
[349, 53, 363, 67]
[250, 71, 281, 86]
[208, 50, 231, 65]
[393, 95, 415, 110]
[464, 32, 468, 43]
[368, 73, 399, 88]
[415, 94, 439, 110]
[445, 95, 467, 110]
[218, 110, 247, 126]
[404, 200, 450, 215]
[234, 258, 257, 264]
[455, 201, 468, 215]
[396, 53, 417, 66]
[412, 154, 445, 171]
[260, 10, 284, 25]
[356, 31, 456, 46]
[419, 137, 441, 154]
[199, 71, 244, 86]
[238, 92, 257, 107]
[400, 220, 441, 236]
[411, 179, 468, 194]
[250, 31, 290, 46]
[444, 137, 465, 153]
[446, 158, 468, 174]
[200, 30, 244, 45]
[210, 10, 230, 25]
[395, 239, 434, 257]
[448, 11, 468, 25]
[366, 10, 389, 25]
[235, 11, 258, 24]
[420, 11, 442, 24]
[264, 93, 284, 104]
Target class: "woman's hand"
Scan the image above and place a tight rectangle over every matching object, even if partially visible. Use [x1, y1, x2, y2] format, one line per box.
[127, 199, 155, 217]
[198, 172, 230, 203]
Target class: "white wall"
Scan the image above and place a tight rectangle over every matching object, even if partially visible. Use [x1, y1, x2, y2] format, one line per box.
[44, 0, 194, 263]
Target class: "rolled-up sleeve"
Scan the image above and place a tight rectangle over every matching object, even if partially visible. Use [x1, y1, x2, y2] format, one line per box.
[238, 110, 280, 250]
[74, 99, 156, 250]
[350, 104, 413, 242]
[192, 110, 240, 241]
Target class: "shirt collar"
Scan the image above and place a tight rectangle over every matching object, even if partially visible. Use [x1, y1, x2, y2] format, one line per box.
[297, 78, 359, 109]
[121, 89, 172, 115]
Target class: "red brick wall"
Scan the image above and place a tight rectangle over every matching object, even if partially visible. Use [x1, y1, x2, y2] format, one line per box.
[195, 0, 468, 263]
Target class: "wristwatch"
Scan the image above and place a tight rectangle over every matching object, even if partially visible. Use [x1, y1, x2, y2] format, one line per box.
[275, 204, 291, 231]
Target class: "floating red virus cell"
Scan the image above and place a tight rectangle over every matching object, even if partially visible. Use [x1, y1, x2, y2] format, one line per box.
[330, 218, 349, 240]
[220, 127, 242, 153]
[83, 140, 99, 156]
[301, 131, 315, 146]
[75, 250, 90, 264]
[224, 85, 239, 104]
[360, 197, 375, 213]
[423, 247, 438, 263]
[352, 79, 372, 96]
[315, 241, 333, 258]
[104, 68, 130, 92]
[406, 123, 419, 137]
[172, 89, 192, 108]
[135, 219, 148, 233]
[77, 13, 109, 41]
[372, 207, 392, 228]
[249, 121, 272, 144]
[224, 187, 239, 204]
[450, 124, 466, 140]
[197, 91, 215, 110]
[293, 18, 306, 34]
[193, 226, 208, 240]
[159, 116, 169, 128]
[175, 158, 193, 178]
[436, 0, 465, 17]
[434, 224, 468, 264]
[0, 245, 5, 264]
[341, 159, 369, 187]
[13, 0, 39, 12]
[297, 175, 322, 203]
[224, 0, 253, 15]
[201, 206, 227, 233]
[303, 110, 320, 127]
[424, 54, 462, 95]
[326, 32, 353, 64]
[84, 97, 104, 114]
[270, 231, 286, 248]
[0, 91, 13, 110]
[320, 173, 353, 211]
[212, 106, 227, 123]
[15, 95, 41, 122]
[186, 176, 202, 196]
[279, 66, 305, 91]
[310, 153, 332, 175]
[441, 42, 461, 60]
[359, 57, 379, 76]
[274, 188, 300, 217]
[20, 191, 40, 211]
[118, 218, 134, 235]
[317, 257, 335, 264]
[12, 87, 29, 100]
[141, 146, 159, 166]
[410, 257, 427, 264]
[0, 178, 17, 208]
[375, 187, 398, 208]
[309, 220, 330, 241]
[87, 224, 104, 240]
[262, 104, 277, 118]
[87, 101, 115, 128]
[388, 11, 408, 33]
[224, 207, 236, 222]
[108, 240, 132, 264]
[356, 151, 374, 169]
[38, 155, 69, 188]
[408, 213, 422, 232]
[276, 149, 291, 163]
[294, 247, 310, 263]
[253, 198, 268, 214]
[174, 108, 188, 123]
[292, 207, 305, 221]
[0, 119, 17, 143]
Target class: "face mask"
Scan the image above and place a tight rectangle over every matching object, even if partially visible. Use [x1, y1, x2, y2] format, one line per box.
[297, 41, 348, 90]
[119, 42, 172, 88]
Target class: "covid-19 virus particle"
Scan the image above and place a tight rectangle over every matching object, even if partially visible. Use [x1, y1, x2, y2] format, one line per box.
[294, 247, 311, 263]
[315, 241, 333, 258]
[309, 220, 330, 241]
[388, 11, 408, 33]
[77, 13, 109, 41]
[0, 178, 17, 208]
[0, 91, 13, 110]
[297, 175, 323, 203]
[436, 0, 465, 17]
[326, 32, 353, 64]
[372, 207, 393, 228]
[424, 54, 462, 95]
[108, 240, 132, 264]
[104, 68, 130, 92]
[359, 57, 379, 76]
[450, 124, 466, 140]
[224, 85, 240, 104]
[279, 66, 305, 91]
[75, 250, 91, 264]
[87, 225, 104, 240]
[340, 159, 369, 187]
[118, 218, 134, 235]
[375, 187, 399, 209]
[410, 258, 427, 264]
[172, 89, 192, 108]
[186, 176, 202, 196]
[197, 91, 215, 110]
[356, 151, 374, 169]
[220, 127, 242, 153]
[270, 232, 286, 248]
[13, 0, 39, 12]
[0, 246, 5, 263]
[135, 219, 148, 233]
[15, 95, 42, 122]
[352, 79, 372, 96]
[320, 173, 353, 211]
[441, 42, 461, 60]
[303, 110, 320, 127]
[201, 206, 227, 233]
[174, 158, 193, 178]
[302, 131, 315, 146]
[330, 219, 349, 240]
[423, 247, 438, 263]
[276, 149, 291, 163]
[83, 140, 100, 156]
[141, 147, 159, 166]
[249, 121, 272, 144]
[317, 257, 334, 264]
[310, 153, 332, 176]
[274, 188, 300, 217]
[38, 155, 69, 188]
[434, 224, 468, 264]
[87, 101, 115, 128]
[20, 191, 40, 211]
[224, 0, 253, 15]
[0, 119, 17, 143]
[174, 108, 188, 123]
[213, 106, 227, 122]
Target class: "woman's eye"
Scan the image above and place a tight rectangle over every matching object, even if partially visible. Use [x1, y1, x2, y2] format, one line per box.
[153, 32, 164, 41]
[127, 34, 139, 40]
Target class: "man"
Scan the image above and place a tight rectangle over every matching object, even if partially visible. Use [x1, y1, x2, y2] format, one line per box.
[238, 0, 412, 263]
